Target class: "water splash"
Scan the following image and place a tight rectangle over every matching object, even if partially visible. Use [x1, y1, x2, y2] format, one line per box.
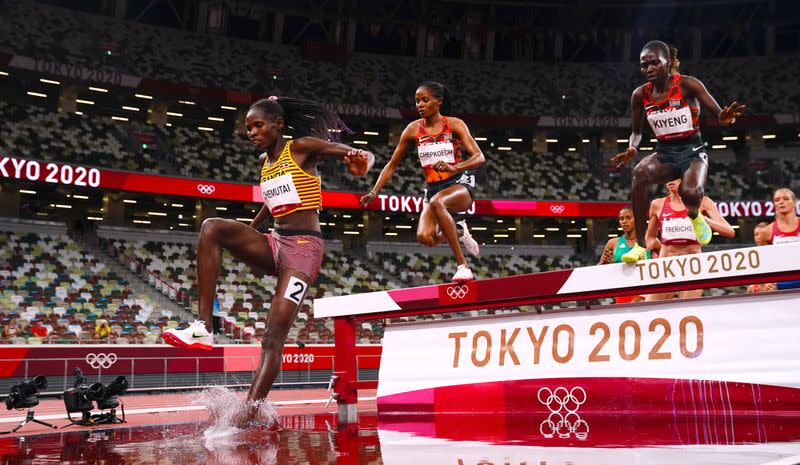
[191, 386, 279, 449]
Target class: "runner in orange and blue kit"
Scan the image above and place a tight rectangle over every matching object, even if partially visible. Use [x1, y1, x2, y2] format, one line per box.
[361, 81, 485, 282]
[611, 40, 746, 263]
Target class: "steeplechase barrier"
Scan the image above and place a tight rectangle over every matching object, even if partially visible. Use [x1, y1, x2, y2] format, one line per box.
[314, 243, 800, 424]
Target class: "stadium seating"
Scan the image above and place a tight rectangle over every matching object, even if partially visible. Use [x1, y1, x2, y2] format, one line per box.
[0, 101, 160, 173]
[0, 226, 171, 344]
[1, 1, 798, 116]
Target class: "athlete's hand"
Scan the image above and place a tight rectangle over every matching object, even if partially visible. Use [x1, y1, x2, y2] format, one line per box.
[719, 101, 746, 125]
[599, 247, 613, 265]
[359, 191, 376, 208]
[345, 149, 374, 177]
[610, 147, 636, 168]
[432, 161, 458, 173]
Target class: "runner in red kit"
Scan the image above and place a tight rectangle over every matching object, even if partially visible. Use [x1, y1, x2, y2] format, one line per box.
[645, 179, 734, 301]
[611, 40, 745, 263]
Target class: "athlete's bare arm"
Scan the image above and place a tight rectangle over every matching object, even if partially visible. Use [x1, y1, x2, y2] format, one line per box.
[757, 222, 774, 245]
[645, 198, 663, 252]
[700, 197, 735, 238]
[359, 123, 416, 207]
[681, 76, 745, 125]
[250, 153, 272, 229]
[439, 117, 485, 172]
[610, 86, 646, 168]
[598, 238, 617, 265]
[292, 136, 374, 175]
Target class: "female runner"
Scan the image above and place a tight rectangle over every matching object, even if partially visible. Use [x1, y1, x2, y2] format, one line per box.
[598, 205, 650, 303]
[757, 188, 800, 291]
[644, 179, 734, 301]
[611, 40, 745, 263]
[360, 81, 485, 282]
[163, 97, 373, 410]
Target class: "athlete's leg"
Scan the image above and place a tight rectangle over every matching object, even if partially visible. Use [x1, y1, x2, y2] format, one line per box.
[645, 292, 677, 301]
[196, 218, 277, 333]
[247, 268, 310, 403]
[630, 155, 676, 246]
[677, 289, 703, 299]
[678, 159, 708, 216]
[416, 185, 472, 266]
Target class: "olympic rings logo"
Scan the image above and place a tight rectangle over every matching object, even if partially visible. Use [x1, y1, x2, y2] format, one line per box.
[446, 284, 469, 300]
[197, 184, 216, 195]
[549, 205, 566, 214]
[85, 353, 117, 369]
[537, 386, 589, 440]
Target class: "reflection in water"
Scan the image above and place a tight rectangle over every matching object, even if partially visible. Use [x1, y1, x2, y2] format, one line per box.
[1, 412, 799, 464]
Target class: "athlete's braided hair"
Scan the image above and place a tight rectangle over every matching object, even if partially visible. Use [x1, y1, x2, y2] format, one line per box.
[641, 40, 680, 74]
[419, 81, 452, 115]
[249, 97, 351, 142]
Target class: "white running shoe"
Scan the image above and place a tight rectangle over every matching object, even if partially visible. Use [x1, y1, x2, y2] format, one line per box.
[161, 320, 213, 350]
[452, 264, 474, 282]
[457, 220, 480, 257]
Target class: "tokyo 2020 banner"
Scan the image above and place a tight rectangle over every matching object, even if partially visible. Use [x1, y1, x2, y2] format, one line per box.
[1, 155, 796, 218]
[376, 289, 800, 416]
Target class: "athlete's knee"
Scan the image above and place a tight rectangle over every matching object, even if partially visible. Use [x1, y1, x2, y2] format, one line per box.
[428, 196, 445, 211]
[631, 163, 652, 186]
[416, 230, 436, 247]
[200, 217, 228, 241]
[680, 185, 704, 207]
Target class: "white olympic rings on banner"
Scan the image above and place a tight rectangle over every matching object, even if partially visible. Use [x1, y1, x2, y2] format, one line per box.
[537, 386, 586, 413]
[197, 184, 216, 195]
[446, 284, 470, 300]
[85, 353, 118, 369]
[537, 386, 589, 440]
[549, 205, 566, 214]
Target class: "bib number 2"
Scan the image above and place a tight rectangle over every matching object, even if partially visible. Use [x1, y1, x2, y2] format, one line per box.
[284, 276, 309, 305]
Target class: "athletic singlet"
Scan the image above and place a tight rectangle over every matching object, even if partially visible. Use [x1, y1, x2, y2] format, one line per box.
[659, 196, 699, 246]
[416, 116, 463, 184]
[259, 141, 322, 218]
[770, 219, 800, 244]
[612, 236, 651, 263]
[643, 74, 700, 142]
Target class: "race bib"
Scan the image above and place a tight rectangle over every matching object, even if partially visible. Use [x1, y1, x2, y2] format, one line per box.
[647, 105, 694, 138]
[418, 142, 455, 167]
[458, 173, 476, 187]
[773, 235, 800, 245]
[260, 173, 302, 215]
[661, 216, 697, 244]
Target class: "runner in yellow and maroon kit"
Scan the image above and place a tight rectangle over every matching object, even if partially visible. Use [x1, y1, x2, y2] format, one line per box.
[361, 81, 485, 282]
[611, 40, 745, 263]
[163, 96, 373, 423]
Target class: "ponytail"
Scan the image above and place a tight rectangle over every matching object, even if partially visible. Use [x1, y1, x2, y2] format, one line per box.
[419, 81, 452, 115]
[668, 45, 680, 74]
[641, 40, 680, 74]
[249, 97, 351, 142]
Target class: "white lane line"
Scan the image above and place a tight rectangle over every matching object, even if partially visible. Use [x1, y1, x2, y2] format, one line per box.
[0, 396, 377, 424]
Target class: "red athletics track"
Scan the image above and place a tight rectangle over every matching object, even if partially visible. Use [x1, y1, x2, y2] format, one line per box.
[0, 388, 377, 437]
